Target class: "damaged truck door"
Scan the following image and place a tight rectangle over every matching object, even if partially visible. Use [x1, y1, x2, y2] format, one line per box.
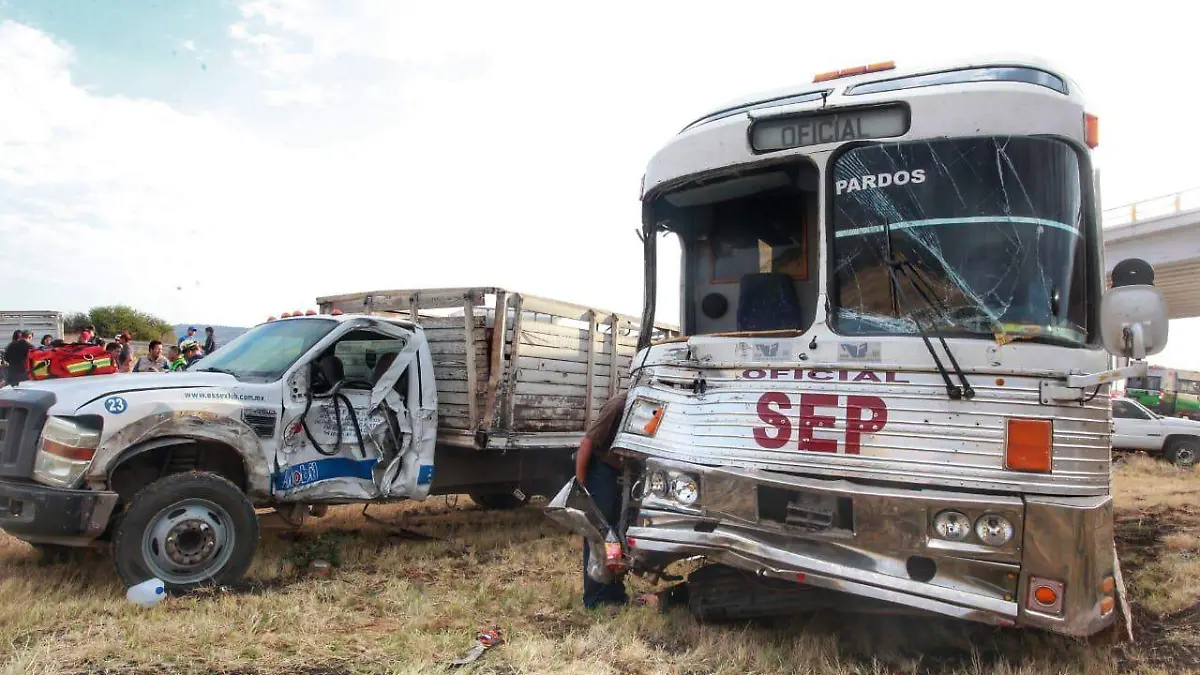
[275, 320, 437, 502]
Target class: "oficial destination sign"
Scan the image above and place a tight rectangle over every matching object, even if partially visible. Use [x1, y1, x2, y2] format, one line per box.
[751, 106, 909, 152]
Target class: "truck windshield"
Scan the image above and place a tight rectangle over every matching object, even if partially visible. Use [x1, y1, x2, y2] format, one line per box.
[191, 319, 336, 381]
[830, 136, 1091, 345]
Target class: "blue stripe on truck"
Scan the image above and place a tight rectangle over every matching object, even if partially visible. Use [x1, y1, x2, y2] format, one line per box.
[273, 457, 378, 491]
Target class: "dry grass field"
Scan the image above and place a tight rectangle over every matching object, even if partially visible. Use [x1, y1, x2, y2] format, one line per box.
[0, 454, 1197, 675]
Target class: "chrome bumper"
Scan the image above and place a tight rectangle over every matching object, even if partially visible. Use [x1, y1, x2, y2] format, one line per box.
[550, 457, 1119, 637]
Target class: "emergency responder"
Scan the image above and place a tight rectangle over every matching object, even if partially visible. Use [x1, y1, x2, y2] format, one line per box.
[167, 345, 187, 371]
[3, 331, 33, 386]
[574, 392, 630, 609]
[180, 339, 204, 367]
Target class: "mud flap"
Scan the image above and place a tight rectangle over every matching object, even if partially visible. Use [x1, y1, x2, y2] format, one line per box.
[544, 479, 615, 584]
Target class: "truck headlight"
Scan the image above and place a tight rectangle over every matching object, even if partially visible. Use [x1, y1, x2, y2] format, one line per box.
[975, 514, 1015, 546]
[33, 417, 102, 488]
[624, 398, 666, 437]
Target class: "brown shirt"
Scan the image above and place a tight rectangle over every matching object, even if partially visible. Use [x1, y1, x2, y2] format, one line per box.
[584, 392, 628, 468]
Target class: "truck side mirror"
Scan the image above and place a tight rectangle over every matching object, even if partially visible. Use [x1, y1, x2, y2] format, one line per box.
[1100, 258, 1168, 359]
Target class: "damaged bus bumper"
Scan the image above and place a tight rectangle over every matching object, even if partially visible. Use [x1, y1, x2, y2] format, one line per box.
[549, 457, 1119, 637]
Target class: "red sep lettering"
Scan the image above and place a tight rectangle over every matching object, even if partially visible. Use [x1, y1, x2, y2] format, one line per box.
[799, 393, 838, 453]
[753, 392, 792, 449]
[753, 392, 888, 455]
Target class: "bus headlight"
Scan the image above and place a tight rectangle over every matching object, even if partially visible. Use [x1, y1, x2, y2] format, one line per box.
[624, 398, 666, 437]
[975, 514, 1015, 546]
[647, 470, 667, 496]
[33, 417, 102, 488]
[670, 474, 700, 506]
[933, 510, 972, 542]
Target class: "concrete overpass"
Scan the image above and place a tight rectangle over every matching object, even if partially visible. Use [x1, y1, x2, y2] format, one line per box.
[1104, 189, 1200, 319]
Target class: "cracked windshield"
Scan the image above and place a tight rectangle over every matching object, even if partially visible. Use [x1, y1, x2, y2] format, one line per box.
[831, 137, 1091, 344]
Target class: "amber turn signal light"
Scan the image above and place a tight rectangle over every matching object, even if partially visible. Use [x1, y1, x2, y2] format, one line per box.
[1100, 596, 1116, 615]
[1085, 113, 1099, 149]
[1034, 586, 1058, 605]
[1005, 418, 1053, 473]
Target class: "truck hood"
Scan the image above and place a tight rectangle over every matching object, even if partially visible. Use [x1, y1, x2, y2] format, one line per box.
[1155, 415, 1200, 432]
[11, 372, 239, 412]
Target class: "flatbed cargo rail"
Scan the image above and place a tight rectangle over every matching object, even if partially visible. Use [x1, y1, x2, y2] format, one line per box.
[316, 287, 680, 450]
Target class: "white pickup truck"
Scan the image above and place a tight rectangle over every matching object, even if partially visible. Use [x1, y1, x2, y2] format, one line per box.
[1113, 396, 1200, 467]
[0, 288, 670, 589]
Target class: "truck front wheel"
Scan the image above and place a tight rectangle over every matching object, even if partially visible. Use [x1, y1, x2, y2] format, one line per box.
[1165, 439, 1199, 468]
[112, 471, 259, 591]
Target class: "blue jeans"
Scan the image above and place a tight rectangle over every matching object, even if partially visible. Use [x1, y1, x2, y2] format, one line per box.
[582, 459, 628, 608]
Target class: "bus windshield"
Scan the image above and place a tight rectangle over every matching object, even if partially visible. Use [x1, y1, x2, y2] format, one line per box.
[830, 136, 1091, 345]
[190, 318, 336, 381]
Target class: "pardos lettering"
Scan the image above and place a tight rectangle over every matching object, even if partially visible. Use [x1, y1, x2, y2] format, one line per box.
[836, 169, 926, 195]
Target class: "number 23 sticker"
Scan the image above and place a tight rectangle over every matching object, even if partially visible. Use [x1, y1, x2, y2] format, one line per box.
[104, 396, 128, 414]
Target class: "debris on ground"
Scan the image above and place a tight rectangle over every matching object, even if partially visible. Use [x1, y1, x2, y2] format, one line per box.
[445, 627, 504, 667]
[125, 578, 166, 607]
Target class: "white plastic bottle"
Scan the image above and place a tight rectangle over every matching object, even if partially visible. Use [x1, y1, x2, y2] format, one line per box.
[126, 578, 166, 607]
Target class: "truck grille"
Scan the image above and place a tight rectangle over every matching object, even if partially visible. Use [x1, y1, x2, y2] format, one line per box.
[0, 390, 54, 479]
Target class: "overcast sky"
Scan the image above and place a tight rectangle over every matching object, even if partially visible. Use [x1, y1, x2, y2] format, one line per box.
[2, 0, 1199, 366]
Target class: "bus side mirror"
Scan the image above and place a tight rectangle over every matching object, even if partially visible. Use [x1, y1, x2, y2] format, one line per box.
[1100, 258, 1168, 360]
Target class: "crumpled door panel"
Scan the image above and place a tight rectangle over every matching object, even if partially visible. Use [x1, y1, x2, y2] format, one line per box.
[545, 479, 616, 583]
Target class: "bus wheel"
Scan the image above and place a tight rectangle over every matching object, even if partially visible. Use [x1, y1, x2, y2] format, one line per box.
[113, 471, 259, 591]
[1166, 439, 1199, 468]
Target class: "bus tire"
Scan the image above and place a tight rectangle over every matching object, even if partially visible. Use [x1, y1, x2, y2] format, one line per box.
[1165, 438, 1199, 469]
[113, 471, 259, 591]
[470, 490, 530, 510]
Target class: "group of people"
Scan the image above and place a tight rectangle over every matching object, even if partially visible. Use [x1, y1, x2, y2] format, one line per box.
[2, 325, 218, 386]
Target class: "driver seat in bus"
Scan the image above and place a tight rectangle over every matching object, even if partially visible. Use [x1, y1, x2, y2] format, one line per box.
[737, 272, 803, 332]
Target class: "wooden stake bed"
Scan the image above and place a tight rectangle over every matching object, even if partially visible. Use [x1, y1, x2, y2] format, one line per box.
[316, 287, 679, 449]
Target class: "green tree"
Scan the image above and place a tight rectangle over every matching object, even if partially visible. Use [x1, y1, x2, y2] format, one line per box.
[64, 312, 90, 334]
[76, 306, 173, 341]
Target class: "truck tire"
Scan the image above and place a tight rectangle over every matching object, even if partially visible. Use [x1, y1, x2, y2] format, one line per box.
[112, 471, 259, 591]
[470, 491, 530, 510]
[1165, 439, 1199, 468]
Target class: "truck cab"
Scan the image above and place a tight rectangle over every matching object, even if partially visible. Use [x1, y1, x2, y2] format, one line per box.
[0, 314, 439, 588]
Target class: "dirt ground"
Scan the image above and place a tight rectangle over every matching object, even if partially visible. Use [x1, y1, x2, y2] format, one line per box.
[0, 453, 1197, 675]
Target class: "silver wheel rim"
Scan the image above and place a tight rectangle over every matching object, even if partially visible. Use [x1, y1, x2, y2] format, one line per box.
[1176, 447, 1196, 466]
[141, 498, 235, 585]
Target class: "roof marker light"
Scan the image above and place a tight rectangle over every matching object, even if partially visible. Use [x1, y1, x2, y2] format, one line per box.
[814, 61, 895, 83]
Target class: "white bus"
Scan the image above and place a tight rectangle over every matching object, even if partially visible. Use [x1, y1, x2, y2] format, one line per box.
[550, 56, 1167, 636]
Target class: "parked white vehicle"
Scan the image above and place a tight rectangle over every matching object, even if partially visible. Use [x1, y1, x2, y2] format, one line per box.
[1113, 397, 1200, 467]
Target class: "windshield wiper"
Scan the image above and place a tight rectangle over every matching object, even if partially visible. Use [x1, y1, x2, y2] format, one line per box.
[195, 366, 239, 377]
[880, 227, 975, 400]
